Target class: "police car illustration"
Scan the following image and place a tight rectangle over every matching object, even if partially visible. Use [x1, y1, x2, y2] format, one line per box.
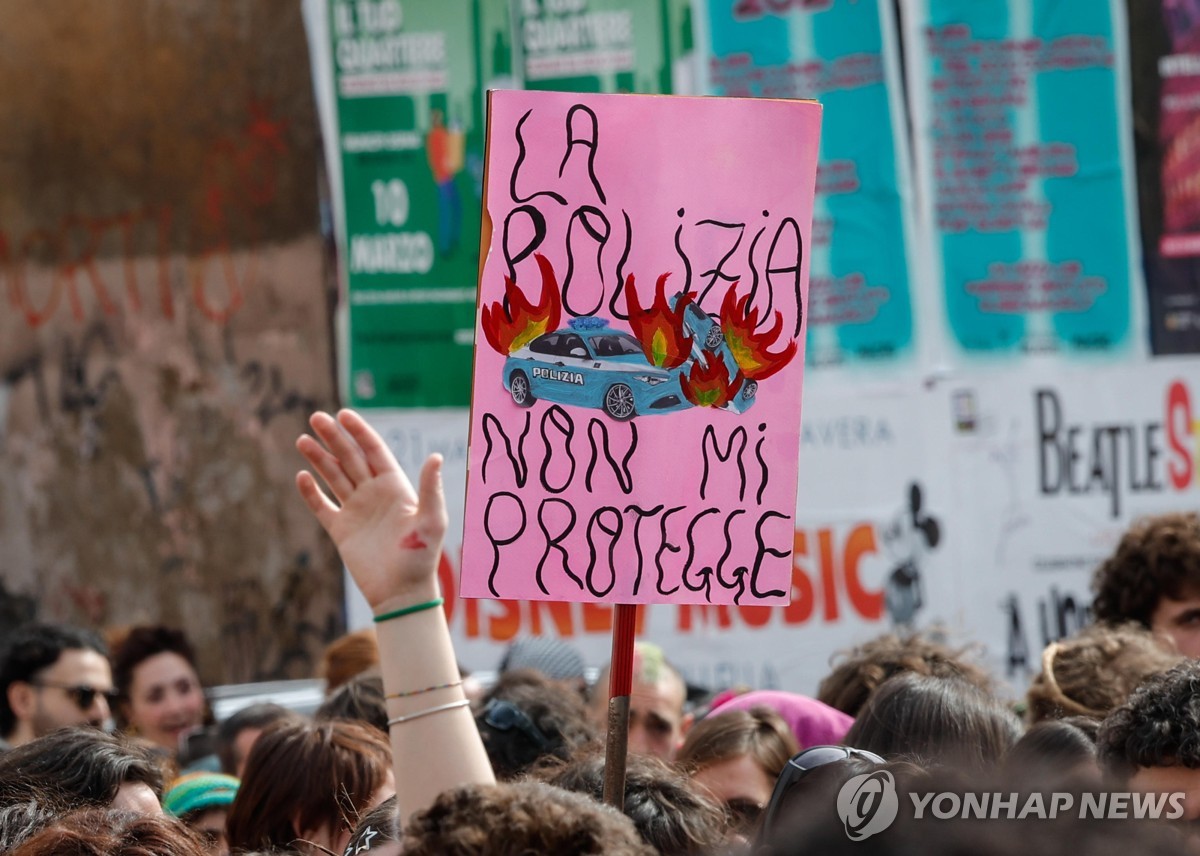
[503, 315, 756, 420]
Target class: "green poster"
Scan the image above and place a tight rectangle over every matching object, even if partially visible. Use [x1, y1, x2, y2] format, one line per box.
[516, 0, 675, 94]
[330, 0, 510, 407]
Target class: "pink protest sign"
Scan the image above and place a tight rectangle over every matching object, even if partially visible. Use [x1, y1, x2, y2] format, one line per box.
[462, 90, 821, 606]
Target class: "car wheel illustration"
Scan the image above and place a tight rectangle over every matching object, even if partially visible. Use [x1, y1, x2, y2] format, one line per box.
[603, 383, 636, 421]
[509, 371, 535, 407]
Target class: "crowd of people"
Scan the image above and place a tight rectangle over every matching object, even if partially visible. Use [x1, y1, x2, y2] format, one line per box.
[1, 409, 1199, 854]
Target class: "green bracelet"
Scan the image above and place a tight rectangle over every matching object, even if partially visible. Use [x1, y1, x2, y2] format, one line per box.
[373, 597, 444, 624]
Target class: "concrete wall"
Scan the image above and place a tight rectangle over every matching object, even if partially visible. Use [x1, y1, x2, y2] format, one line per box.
[0, 0, 343, 683]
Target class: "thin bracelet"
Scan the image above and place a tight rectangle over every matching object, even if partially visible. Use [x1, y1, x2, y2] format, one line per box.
[373, 597, 444, 624]
[386, 679, 463, 700]
[386, 699, 470, 726]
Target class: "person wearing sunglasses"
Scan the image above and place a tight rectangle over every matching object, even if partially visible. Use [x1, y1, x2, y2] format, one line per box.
[754, 744, 887, 849]
[0, 623, 115, 750]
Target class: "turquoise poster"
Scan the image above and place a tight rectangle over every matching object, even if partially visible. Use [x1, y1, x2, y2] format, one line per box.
[905, 0, 1144, 361]
[697, 0, 917, 371]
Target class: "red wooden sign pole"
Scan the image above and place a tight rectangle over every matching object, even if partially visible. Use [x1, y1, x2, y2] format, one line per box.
[602, 603, 638, 810]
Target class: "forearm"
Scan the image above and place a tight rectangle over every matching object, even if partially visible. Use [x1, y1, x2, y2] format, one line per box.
[373, 588, 496, 820]
[295, 412, 493, 818]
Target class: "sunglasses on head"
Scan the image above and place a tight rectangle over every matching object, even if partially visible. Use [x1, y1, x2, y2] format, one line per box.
[32, 681, 119, 711]
[482, 699, 552, 752]
[758, 745, 886, 838]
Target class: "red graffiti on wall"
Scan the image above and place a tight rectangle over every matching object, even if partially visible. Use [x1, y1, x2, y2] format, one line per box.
[2, 101, 290, 328]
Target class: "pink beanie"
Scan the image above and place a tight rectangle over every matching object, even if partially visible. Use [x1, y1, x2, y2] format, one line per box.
[709, 690, 854, 748]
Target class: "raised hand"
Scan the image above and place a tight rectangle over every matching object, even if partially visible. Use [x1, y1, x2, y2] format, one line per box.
[295, 409, 447, 612]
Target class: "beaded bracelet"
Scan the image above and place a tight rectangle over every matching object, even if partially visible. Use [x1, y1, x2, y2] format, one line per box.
[373, 597, 444, 624]
[386, 699, 470, 726]
[386, 679, 463, 700]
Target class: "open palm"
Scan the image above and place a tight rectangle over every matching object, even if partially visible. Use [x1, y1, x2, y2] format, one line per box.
[295, 410, 447, 611]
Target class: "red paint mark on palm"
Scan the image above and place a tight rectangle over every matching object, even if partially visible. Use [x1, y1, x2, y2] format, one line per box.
[401, 532, 428, 550]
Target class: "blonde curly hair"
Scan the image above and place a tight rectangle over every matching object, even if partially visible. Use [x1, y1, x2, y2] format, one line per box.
[1026, 623, 1183, 723]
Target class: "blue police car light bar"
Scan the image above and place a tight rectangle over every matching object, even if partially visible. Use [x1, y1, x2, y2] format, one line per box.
[568, 316, 610, 330]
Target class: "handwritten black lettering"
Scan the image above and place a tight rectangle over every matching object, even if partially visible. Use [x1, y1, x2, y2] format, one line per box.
[743, 211, 768, 313]
[562, 205, 610, 317]
[585, 418, 637, 494]
[510, 109, 567, 206]
[535, 497, 583, 595]
[655, 506, 686, 596]
[585, 506, 622, 597]
[766, 217, 805, 337]
[623, 504, 664, 597]
[714, 509, 747, 604]
[539, 405, 576, 494]
[754, 422, 769, 505]
[502, 205, 548, 282]
[681, 507, 721, 602]
[701, 424, 748, 502]
[749, 510, 791, 599]
[481, 411, 531, 488]
[694, 219, 746, 306]
[606, 211, 634, 321]
[673, 208, 693, 292]
[483, 492, 527, 597]
[560, 104, 606, 204]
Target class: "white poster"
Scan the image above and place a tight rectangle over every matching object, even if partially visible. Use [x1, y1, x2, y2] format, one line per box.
[940, 359, 1200, 686]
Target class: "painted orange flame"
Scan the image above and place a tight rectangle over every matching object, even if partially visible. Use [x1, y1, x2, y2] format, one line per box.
[481, 254, 563, 355]
[680, 350, 744, 408]
[625, 273, 693, 369]
[719, 285, 797, 381]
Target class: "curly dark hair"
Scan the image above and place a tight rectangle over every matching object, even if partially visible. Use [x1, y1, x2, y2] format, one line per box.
[1097, 660, 1200, 782]
[475, 669, 596, 781]
[400, 781, 654, 856]
[817, 631, 994, 717]
[109, 626, 198, 704]
[1091, 512, 1200, 627]
[539, 748, 728, 856]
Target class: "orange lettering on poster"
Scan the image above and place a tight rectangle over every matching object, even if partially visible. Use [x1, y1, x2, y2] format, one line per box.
[818, 528, 838, 622]
[582, 601, 613, 633]
[530, 600, 574, 636]
[843, 525, 883, 620]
